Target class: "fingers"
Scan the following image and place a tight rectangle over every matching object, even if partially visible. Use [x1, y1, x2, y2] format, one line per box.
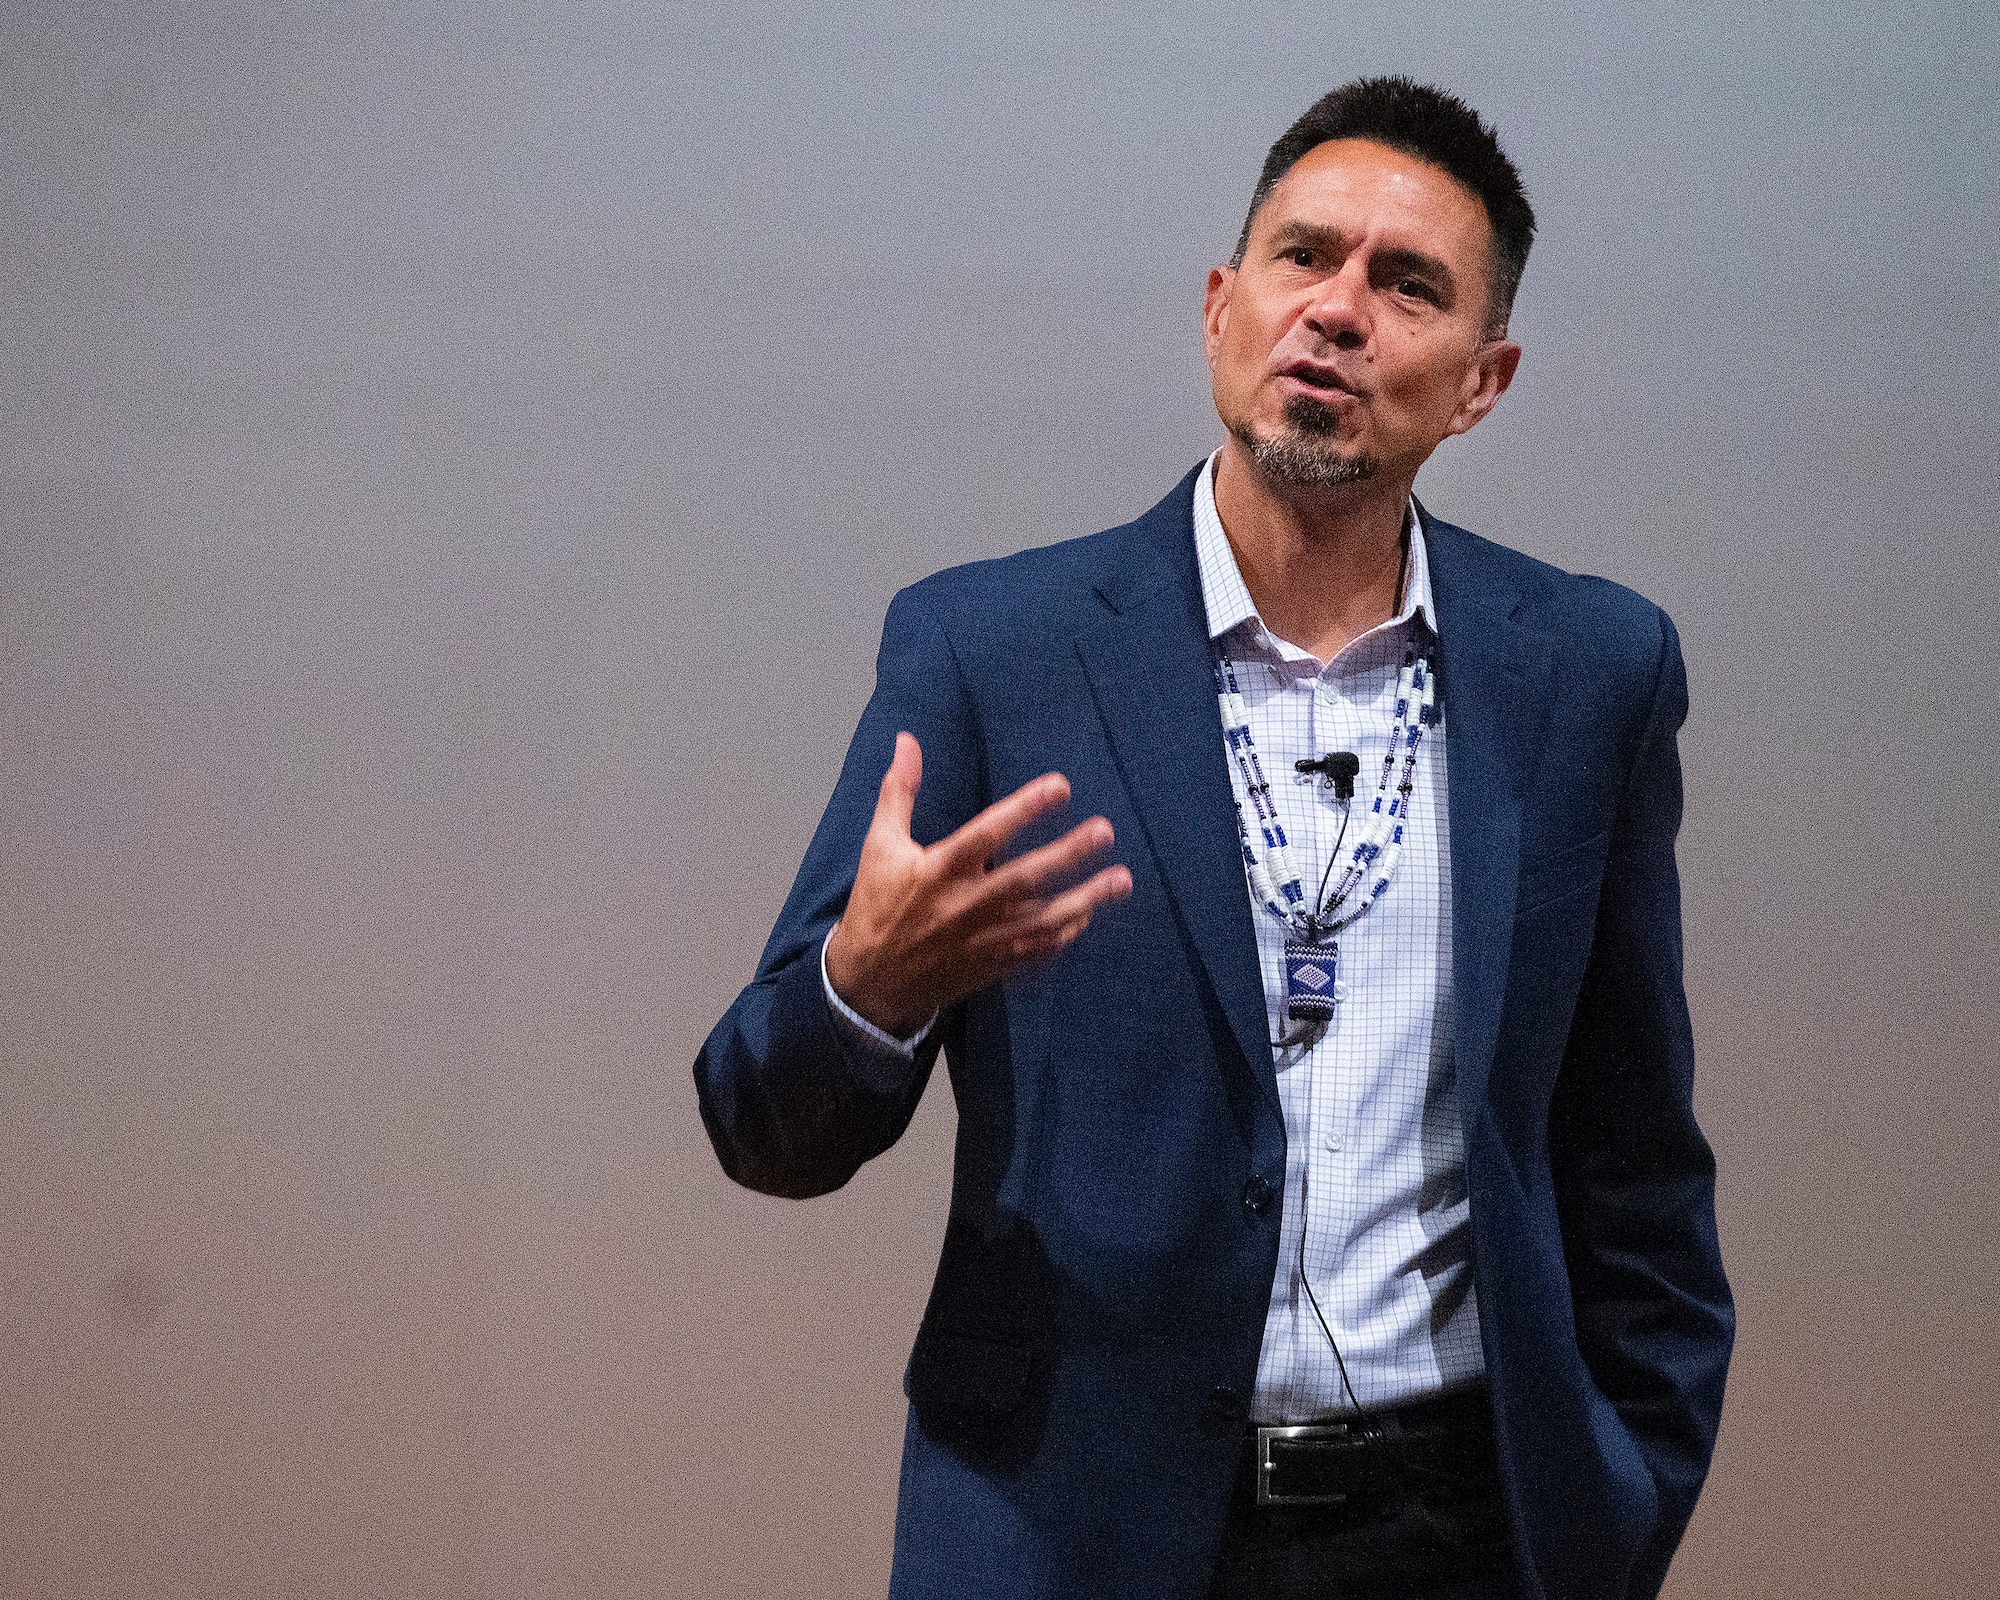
[872, 732, 922, 841]
[856, 758, 1134, 1012]
[935, 770, 1072, 873]
[1033, 862, 1134, 933]
[983, 814, 1117, 904]
[1012, 915, 1092, 962]
[970, 862, 1134, 967]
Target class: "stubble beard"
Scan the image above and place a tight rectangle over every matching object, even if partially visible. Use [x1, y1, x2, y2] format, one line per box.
[1229, 394, 1380, 489]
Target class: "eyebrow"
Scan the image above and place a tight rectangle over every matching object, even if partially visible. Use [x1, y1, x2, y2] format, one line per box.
[1267, 222, 1460, 304]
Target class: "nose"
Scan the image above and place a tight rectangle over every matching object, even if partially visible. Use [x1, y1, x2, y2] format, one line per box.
[1304, 257, 1370, 352]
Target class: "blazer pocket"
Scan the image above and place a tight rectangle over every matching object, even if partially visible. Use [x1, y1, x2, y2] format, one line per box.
[1514, 830, 1611, 918]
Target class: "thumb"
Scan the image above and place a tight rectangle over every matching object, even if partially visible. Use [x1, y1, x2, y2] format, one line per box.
[872, 731, 922, 841]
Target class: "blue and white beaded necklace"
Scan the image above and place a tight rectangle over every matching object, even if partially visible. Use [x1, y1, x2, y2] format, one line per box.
[1214, 640, 1437, 1024]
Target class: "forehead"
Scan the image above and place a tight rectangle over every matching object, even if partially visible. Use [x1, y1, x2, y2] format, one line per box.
[1253, 138, 1492, 272]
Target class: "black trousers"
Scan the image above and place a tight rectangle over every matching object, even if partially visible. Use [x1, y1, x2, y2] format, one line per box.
[1205, 1396, 1520, 1600]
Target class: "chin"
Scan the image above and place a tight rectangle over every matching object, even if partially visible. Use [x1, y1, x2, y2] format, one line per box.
[1229, 416, 1379, 490]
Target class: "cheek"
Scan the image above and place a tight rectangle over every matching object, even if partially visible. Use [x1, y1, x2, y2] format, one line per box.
[1212, 318, 1270, 402]
[1382, 341, 1478, 421]
[1235, 302, 1302, 374]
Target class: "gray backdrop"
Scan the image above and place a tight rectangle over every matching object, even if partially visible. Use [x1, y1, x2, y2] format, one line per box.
[4, 2, 1995, 1595]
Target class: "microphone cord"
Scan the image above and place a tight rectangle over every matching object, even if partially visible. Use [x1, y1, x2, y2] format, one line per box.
[1294, 1201, 1479, 1490]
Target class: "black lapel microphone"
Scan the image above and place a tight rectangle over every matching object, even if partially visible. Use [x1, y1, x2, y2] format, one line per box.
[1295, 751, 1360, 801]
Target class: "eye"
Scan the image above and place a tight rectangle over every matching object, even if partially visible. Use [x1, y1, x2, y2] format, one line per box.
[1285, 247, 1318, 269]
[1395, 277, 1439, 303]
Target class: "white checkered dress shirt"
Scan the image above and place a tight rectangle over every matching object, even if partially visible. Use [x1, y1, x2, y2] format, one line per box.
[824, 456, 1485, 1419]
[1192, 453, 1485, 1422]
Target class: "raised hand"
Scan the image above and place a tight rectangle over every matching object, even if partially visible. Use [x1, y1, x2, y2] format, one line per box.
[823, 732, 1133, 1038]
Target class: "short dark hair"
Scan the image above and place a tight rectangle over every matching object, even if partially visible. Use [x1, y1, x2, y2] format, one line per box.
[1231, 77, 1536, 334]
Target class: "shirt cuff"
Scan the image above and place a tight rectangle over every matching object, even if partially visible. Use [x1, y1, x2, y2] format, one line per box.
[820, 925, 937, 1066]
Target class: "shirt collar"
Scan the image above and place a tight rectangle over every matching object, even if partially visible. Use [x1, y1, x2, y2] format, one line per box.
[1191, 449, 1437, 659]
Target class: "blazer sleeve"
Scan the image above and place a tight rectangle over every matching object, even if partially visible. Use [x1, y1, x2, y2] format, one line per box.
[1547, 609, 1736, 1597]
[693, 585, 985, 1199]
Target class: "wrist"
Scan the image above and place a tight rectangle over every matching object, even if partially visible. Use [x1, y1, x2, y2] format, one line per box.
[824, 920, 932, 1039]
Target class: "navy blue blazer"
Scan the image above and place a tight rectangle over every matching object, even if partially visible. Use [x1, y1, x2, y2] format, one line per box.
[696, 467, 1733, 1600]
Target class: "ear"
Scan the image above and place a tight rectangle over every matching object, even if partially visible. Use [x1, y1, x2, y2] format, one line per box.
[1202, 265, 1235, 367]
[1444, 338, 1521, 438]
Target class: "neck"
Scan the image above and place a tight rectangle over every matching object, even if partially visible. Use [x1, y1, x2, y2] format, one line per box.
[1211, 437, 1413, 663]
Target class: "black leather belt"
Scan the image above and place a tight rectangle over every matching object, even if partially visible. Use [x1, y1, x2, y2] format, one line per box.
[1243, 1387, 1495, 1508]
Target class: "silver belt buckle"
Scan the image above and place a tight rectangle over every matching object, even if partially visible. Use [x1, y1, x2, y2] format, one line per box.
[1255, 1422, 1356, 1507]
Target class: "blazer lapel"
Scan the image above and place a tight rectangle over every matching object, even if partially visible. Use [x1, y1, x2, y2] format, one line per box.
[1065, 490, 1557, 1125]
[1073, 488, 1281, 1119]
[1424, 519, 1558, 1109]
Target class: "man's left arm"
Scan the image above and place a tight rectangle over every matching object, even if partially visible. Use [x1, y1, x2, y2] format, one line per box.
[1547, 608, 1735, 1596]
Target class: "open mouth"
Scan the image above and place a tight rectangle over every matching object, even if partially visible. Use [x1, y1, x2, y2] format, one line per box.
[1279, 361, 1358, 398]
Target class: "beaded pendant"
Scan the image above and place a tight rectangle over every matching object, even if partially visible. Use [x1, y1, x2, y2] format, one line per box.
[1284, 938, 1340, 1022]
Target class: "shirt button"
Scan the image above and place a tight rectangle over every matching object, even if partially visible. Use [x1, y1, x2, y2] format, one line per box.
[1325, 1136, 1343, 1153]
[1242, 1175, 1274, 1217]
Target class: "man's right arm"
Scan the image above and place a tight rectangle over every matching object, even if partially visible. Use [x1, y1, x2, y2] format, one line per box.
[693, 588, 983, 1199]
[692, 586, 1130, 1199]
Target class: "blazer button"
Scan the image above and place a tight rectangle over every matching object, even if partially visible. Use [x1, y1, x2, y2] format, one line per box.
[1242, 1174, 1274, 1217]
[1205, 1384, 1244, 1432]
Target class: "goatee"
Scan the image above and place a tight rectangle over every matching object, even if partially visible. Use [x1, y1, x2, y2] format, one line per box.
[1231, 395, 1380, 488]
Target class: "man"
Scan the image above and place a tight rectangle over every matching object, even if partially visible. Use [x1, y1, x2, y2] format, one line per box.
[696, 78, 1732, 1600]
